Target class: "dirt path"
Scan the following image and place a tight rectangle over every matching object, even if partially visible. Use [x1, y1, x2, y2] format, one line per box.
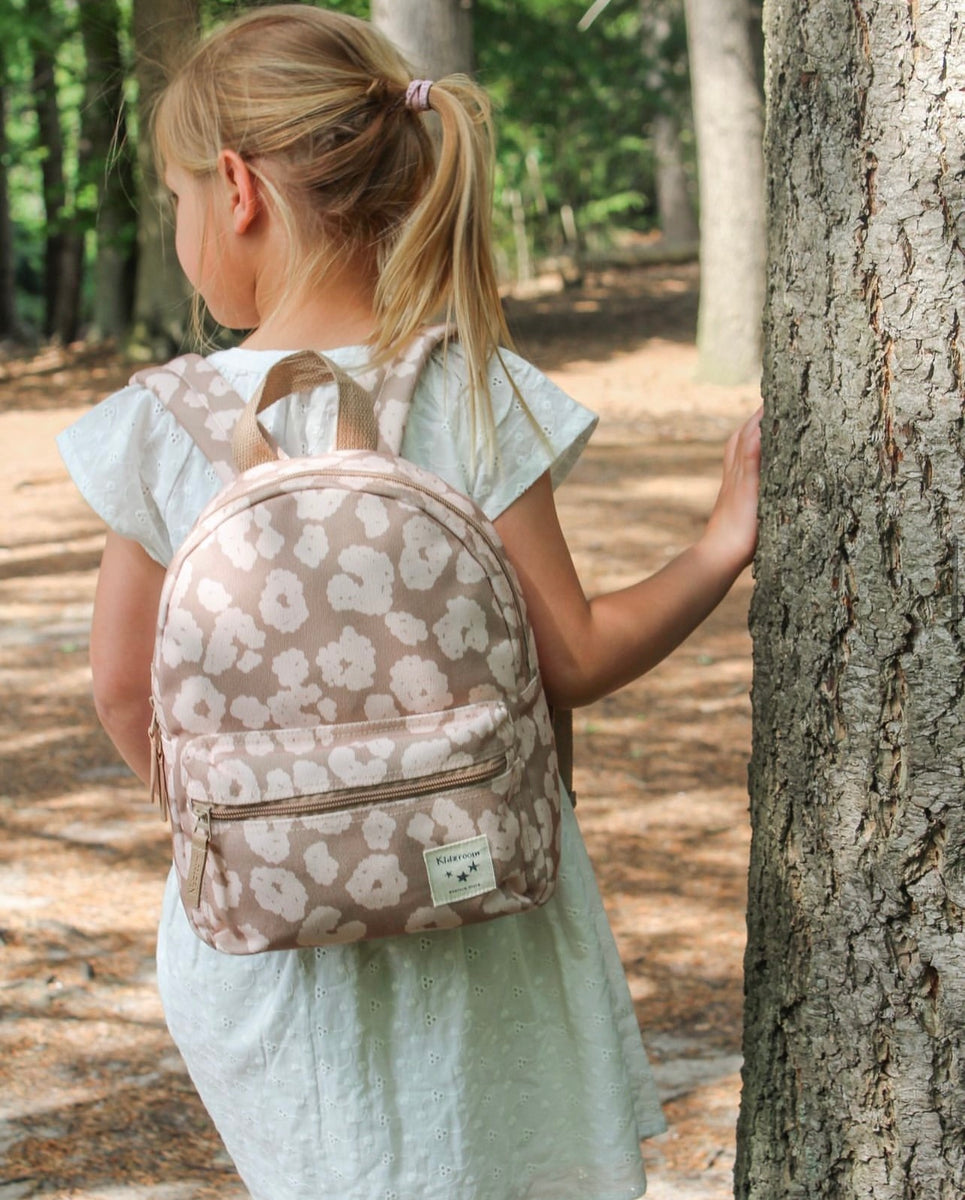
[0, 265, 760, 1199]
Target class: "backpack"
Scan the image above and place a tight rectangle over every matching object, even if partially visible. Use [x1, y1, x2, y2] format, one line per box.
[134, 328, 566, 953]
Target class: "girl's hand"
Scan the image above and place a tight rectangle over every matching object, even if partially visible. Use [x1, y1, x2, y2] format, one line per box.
[699, 406, 762, 577]
[494, 408, 762, 710]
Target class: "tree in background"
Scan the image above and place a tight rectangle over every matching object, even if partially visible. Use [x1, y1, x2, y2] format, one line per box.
[129, 0, 198, 356]
[29, 0, 84, 343]
[78, 0, 138, 343]
[0, 44, 17, 340]
[1, 0, 138, 345]
[642, 0, 698, 252]
[682, 0, 764, 382]
[371, 0, 474, 79]
[741, 1, 965, 1195]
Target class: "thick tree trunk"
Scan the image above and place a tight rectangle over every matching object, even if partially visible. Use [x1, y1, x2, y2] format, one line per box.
[129, 0, 198, 357]
[683, 0, 765, 382]
[740, 2, 965, 1197]
[79, 0, 138, 342]
[370, 0, 474, 79]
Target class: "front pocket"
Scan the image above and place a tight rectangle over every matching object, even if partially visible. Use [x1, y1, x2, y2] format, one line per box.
[179, 699, 511, 811]
[175, 701, 526, 939]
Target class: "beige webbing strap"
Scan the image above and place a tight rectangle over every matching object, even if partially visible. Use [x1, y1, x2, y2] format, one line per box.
[232, 350, 378, 472]
[370, 325, 453, 453]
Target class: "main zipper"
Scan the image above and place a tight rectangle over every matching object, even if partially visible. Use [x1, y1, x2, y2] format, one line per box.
[184, 753, 508, 910]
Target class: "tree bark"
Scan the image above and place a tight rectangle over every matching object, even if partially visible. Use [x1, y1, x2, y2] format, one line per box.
[370, 0, 474, 79]
[740, 2, 965, 1197]
[129, 0, 198, 357]
[683, 0, 765, 382]
[79, 0, 138, 342]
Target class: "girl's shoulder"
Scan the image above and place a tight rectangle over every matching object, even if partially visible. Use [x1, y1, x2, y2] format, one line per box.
[57, 375, 201, 565]
[406, 342, 598, 521]
[56, 340, 598, 557]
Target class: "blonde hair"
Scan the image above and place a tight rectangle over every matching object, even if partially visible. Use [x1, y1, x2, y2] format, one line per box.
[153, 3, 517, 456]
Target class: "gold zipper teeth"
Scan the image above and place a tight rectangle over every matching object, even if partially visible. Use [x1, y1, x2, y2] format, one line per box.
[201, 754, 508, 822]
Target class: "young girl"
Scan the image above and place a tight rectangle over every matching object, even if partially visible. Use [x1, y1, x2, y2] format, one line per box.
[58, 6, 760, 1198]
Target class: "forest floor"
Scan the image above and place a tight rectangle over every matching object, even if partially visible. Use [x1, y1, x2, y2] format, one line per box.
[0, 262, 761, 1199]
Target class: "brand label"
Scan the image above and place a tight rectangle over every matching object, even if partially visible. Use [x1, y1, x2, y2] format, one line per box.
[424, 835, 497, 906]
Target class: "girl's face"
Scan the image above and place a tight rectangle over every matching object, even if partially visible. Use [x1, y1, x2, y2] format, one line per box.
[164, 163, 258, 329]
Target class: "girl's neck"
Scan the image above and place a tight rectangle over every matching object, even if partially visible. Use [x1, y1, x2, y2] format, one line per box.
[240, 277, 378, 353]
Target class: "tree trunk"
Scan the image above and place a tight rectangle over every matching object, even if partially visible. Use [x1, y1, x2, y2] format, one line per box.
[79, 0, 138, 342]
[682, 0, 765, 382]
[0, 55, 18, 340]
[30, 2, 83, 343]
[739, 2, 965, 1197]
[652, 109, 698, 248]
[370, 0, 474, 79]
[129, 0, 198, 357]
[640, 1, 698, 250]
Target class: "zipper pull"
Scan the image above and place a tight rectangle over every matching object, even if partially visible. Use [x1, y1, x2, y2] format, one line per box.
[148, 704, 169, 820]
[185, 805, 211, 910]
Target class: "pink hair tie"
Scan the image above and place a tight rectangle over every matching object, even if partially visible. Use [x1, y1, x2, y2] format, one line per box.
[405, 79, 434, 113]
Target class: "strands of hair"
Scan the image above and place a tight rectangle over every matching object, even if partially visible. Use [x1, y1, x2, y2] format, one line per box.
[153, 4, 523, 463]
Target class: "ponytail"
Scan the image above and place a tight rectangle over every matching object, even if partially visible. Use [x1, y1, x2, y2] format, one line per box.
[154, 7, 524, 462]
[373, 76, 513, 459]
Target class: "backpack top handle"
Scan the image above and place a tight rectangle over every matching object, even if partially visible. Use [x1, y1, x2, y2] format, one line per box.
[232, 350, 379, 472]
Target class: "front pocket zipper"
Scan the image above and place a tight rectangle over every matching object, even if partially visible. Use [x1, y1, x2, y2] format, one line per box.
[184, 753, 509, 910]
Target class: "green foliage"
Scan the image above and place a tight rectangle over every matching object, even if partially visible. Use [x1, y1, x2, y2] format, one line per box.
[0, 0, 693, 339]
[476, 0, 686, 270]
[2, 0, 48, 330]
[1, 0, 134, 335]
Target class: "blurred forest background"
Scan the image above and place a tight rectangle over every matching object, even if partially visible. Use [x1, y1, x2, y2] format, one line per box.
[0, 0, 761, 364]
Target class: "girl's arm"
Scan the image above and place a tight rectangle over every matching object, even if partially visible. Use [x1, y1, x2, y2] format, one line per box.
[89, 532, 166, 784]
[85, 411, 758, 771]
[493, 409, 762, 710]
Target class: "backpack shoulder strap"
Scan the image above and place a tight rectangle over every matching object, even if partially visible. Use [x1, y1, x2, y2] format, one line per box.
[369, 327, 577, 801]
[133, 330, 454, 473]
[552, 709, 575, 806]
[372, 324, 454, 454]
[130, 354, 248, 484]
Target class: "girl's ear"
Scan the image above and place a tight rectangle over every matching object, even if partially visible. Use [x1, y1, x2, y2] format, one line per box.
[217, 149, 259, 234]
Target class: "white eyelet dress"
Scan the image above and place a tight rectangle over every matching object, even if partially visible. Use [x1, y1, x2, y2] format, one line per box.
[58, 343, 666, 1200]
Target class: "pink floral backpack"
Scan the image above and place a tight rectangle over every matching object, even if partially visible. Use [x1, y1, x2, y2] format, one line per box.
[133, 329, 564, 953]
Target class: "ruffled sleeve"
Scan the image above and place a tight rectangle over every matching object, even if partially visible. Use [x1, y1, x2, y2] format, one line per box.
[401, 345, 597, 520]
[57, 342, 596, 562]
[56, 383, 201, 566]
